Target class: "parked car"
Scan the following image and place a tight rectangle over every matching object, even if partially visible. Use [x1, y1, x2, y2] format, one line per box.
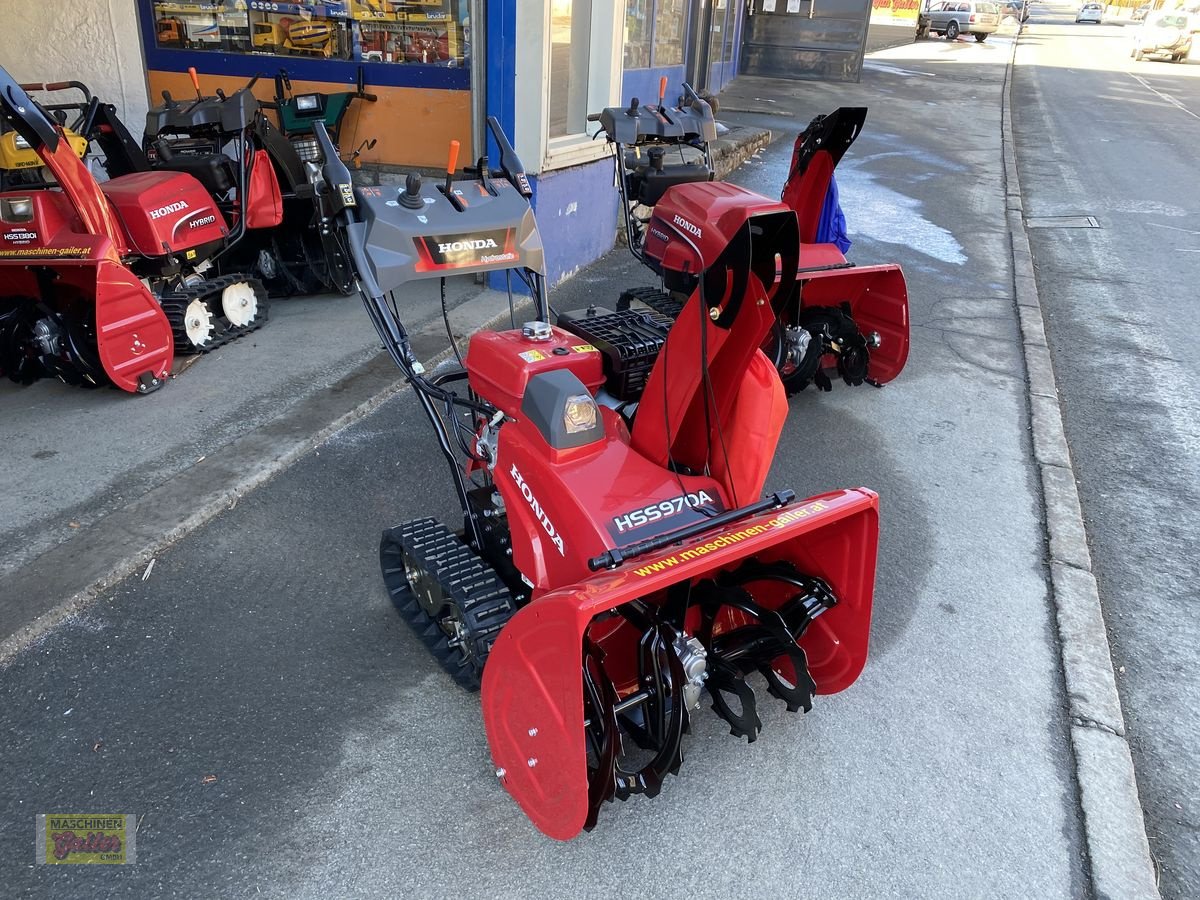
[1002, 0, 1029, 22]
[1131, 12, 1193, 60]
[1131, 4, 1153, 23]
[1076, 3, 1103, 23]
[922, 0, 1001, 41]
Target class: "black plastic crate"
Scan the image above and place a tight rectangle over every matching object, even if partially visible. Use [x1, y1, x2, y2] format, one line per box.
[557, 306, 673, 402]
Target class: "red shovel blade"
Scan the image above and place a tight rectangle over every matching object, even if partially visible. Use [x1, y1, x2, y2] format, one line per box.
[481, 487, 879, 840]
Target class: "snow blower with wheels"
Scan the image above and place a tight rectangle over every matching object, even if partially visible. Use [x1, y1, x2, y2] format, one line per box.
[0, 64, 273, 392]
[311, 115, 883, 838]
[591, 85, 910, 395]
[140, 65, 376, 297]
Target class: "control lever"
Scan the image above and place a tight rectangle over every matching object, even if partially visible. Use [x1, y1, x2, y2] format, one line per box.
[485, 115, 532, 197]
[466, 155, 498, 196]
[399, 172, 424, 209]
[312, 121, 356, 215]
[440, 139, 465, 211]
[216, 88, 227, 101]
[161, 89, 176, 108]
[626, 96, 640, 117]
[188, 67, 203, 101]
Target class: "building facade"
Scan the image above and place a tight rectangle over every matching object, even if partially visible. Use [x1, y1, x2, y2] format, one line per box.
[0, 1, 768, 284]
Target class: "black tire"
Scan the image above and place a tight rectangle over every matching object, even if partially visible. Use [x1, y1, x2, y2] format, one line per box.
[975, 32, 987, 42]
[947, 21, 960, 40]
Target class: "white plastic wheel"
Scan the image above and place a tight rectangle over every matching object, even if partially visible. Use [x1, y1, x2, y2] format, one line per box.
[221, 282, 259, 328]
[184, 298, 216, 347]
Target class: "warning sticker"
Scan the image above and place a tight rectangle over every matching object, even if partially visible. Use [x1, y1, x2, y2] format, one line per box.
[519, 350, 546, 363]
[572, 344, 598, 354]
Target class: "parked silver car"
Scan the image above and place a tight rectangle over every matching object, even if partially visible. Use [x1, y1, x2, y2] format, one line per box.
[1076, 3, 1103, 24]
[922, 0, 1001, 42]
[1131, 12, 1193, 61]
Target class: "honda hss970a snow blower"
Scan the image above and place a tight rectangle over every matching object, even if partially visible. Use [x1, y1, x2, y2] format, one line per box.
[308, 116, 882, 839]
[591, 81, 910, 395]
[0, 66, 276, 393]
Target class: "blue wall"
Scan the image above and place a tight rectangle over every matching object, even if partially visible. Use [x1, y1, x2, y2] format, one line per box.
[488, 157, 618, 291]
[620, 65, 687, 109]
[530, 159, 619, 287]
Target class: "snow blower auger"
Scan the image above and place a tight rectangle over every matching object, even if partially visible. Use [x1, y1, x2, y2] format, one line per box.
[591, 86, 910, 395]
[310, 115, 882, 839]
[0, 65, 274, 392]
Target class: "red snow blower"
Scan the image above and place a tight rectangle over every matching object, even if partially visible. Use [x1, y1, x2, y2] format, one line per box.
[312, 115, 882, 839]
[0, 66, 275, 393]
[592, 83, 910, 394]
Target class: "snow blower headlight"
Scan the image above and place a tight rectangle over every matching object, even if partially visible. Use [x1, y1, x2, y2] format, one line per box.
[14, 135, 31, 150]
[1, 197, 34, 224]
[562, 393, 599, 434]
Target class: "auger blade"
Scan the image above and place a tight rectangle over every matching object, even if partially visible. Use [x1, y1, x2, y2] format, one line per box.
[481, 488, 879, 840]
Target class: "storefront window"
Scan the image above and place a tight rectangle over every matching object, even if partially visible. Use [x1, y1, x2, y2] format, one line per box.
[549, 0, 591, 137]
[150, 0, 468, 67]
[707, 0, 727, 71]
[653, 0, 686, 67]
[624, 0, 652, 69]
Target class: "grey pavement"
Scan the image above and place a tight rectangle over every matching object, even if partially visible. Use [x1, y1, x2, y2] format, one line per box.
[0, 32, 1095, 897]
[1013, 7, 1200, 896]
[0, 276, 482, 578]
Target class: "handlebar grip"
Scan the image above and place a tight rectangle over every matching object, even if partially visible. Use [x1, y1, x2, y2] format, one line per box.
[19, 82, 46, 92]
[586, 112, 601, 122]
[446, 139, 460, 175]
[360, 92, 379, 103]
[44, 81, 73, 92]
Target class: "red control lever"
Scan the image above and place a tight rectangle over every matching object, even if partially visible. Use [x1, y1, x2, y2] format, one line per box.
[444, 139, 460, 194]
[188, 67, 202, 100]
[658, 76, 668, 108]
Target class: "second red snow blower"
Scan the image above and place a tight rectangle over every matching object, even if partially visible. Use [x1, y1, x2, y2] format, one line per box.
[591, 82, 910, 395]
[0, 66, 275, 393]
[312, 115, 884, 839]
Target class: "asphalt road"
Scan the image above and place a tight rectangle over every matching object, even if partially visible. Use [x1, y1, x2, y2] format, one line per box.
[1013, 7, 1200, 896]
[0, 39, 1089, 898]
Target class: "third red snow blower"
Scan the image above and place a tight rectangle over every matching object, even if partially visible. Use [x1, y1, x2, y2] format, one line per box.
[311, 114, 884, 838]
[592, 82, 910, 395]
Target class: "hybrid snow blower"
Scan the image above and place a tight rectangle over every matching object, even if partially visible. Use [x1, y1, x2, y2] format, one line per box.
[592, 83, 910, 394]
[310, 116, 883, 838]
[0, 66, 274, 392]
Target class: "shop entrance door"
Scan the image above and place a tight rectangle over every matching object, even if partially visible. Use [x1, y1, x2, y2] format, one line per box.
[739, 0, 871, 82]
[685, 0, 714, 91]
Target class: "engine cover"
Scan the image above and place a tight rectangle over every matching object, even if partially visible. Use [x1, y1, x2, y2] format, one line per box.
[641, 181, 793, 283]
[99, 171, 228, 258]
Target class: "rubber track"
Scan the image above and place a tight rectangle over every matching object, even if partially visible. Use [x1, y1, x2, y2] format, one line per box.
[158, 273, 270, 355]
[617, 286, 685, 320]
[380, 518, 515, 692]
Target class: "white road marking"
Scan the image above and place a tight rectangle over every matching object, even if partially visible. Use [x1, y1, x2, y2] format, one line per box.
[1127, 72, 1200, 120]
[1148, 221, 1200, 236]
[863, 61, 938, 77]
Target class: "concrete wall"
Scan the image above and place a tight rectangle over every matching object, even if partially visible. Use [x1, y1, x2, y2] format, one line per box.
[0, 0, 148, 128]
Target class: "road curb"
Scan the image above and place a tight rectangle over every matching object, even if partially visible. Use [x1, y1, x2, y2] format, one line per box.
[1002, 34, 1160, 899]
[0, 295, 534, 667]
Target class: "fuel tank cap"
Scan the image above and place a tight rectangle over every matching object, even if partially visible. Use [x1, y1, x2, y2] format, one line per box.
[521, 321, 553, 342]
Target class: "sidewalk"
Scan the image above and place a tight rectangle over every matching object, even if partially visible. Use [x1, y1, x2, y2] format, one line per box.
[0, 36, 1102, 898]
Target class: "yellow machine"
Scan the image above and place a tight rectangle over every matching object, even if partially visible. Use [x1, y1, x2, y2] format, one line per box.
[252, 19, 336, 57]
[285, 21, 336, 57]
[252, 20, 283, 51]
[0, 128, 88, 171]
